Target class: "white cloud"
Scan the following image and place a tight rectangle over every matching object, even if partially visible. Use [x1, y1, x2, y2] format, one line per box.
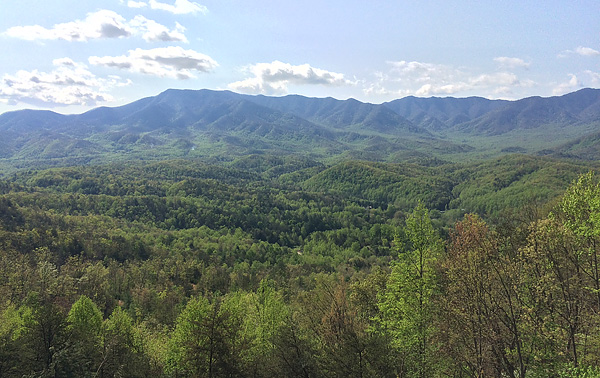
[4, 10, 187, 43]
[575, 46, 600, 56]
[493, 56, 530, 69]
[128, 1, 148, 8]
[149, 0, 207, 14]
[5, 10, 132, 42]
[89, 46, 218, 79]
[130, 16, 187, 42]
[0, 59, 130, 107]
[412, 72, 520, 96]
[552, 74, 582, 95]
[585, 70, 600, 85]
[558, 46, 600, 58]
[470, 72, 519, 86]
[228, 61, 351, 95]
[365, 60, 535, 98]
[387, 61, 458, 83]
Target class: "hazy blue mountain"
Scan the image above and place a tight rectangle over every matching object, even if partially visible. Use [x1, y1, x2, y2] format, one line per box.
[246, 94, 426, 135]
[1, 88, 600, 171]
[456, 88, 600, 135]
[383, 96, 509, 130]
[0, 109, 68, 133]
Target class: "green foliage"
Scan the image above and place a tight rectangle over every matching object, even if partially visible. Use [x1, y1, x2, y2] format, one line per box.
[244, 280, 289, 358]
[558, 365, 600, 378]
[53, 296, 104, 377]
[0, 155, 599, 376]
[102, 305, 149, 377]
[555, 171, 600, 238]
[167, 294, 249, 377]
[67, 295, 103, 339]
[19, 291, 67, 377]
[379, 202, 442, 378]
[167, 295, 211, 375]
[0, 303, 30, 376]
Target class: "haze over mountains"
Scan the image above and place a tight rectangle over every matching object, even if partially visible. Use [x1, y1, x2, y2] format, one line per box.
[1, 88, 600, 171]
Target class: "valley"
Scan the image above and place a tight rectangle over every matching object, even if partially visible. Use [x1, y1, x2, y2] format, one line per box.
[2, 88, 600, 377]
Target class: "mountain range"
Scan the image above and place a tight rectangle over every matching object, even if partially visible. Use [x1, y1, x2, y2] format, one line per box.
[1, 87, 600, 171]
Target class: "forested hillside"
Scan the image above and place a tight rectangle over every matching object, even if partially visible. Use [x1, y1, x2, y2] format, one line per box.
[2, 88, 600, 173]
[1, 155, 600, 377]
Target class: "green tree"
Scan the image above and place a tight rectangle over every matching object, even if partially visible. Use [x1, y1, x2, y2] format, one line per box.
[0, 302, 30, 377]
[243, 280, 290, 376]
[101, 306, 148, 377]
[55, 295, 103, 377]
[67, 295, 103, 342]
[296, 275, 390, 378]
[520, 218, 583, 372]
[552, 171, 600, 366]
[167, 294, 248, 377]
[379, 202, 442, 378]
[442, 213, 537, 378]
[18, 259, 69, 377]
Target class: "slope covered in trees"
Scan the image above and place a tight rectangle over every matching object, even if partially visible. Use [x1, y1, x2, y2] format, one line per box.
[2, 88, 600, 173]
[0, 155, 599, 376]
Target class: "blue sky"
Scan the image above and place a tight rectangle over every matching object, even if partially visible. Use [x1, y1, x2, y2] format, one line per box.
[0, 0, 598, 114]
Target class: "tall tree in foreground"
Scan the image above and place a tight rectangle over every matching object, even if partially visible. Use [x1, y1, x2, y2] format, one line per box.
[56, 295, 103, 377]
[0, 302, 29, 377]
[552, 171, 600, 366]
[243, 280, 290, 377]
[101, 305, 149, 377]
[379, 202, 442, 378]
[520, 218, 582, 373]
[442, 214, 538, 378]
[166, 294, 248, 377]
[296, 274, 395, 378]
[516, 172, 600, 372]
[20, 260, 68, 377]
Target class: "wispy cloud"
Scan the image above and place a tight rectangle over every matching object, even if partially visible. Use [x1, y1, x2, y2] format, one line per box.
[558, 46, 600, 58]
[493, 56, 530, 69]
[575, 46, 600, 56]
[130, 16, 188, 42]
[364, 59, 535, 98]
[147, 0, 207, 14]
[552, 74, 582, 95]
[89, 46, 218, 79]
[0, 58, 130, 107]
[228, 61, 351, 95]
[4, 10, 187, 43]
[585, 70, 600, 85]
[5, 10, 131, 41]
[128, 1, 148, 8]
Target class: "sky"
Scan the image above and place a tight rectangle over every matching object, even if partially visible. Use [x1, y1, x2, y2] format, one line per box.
[0, 0, 599, 114]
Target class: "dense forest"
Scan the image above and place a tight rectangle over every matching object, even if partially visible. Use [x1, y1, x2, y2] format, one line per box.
[1, 153, 600, 377]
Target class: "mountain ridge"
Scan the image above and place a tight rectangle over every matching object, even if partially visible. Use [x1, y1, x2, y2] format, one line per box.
[1, 87, 600, 171]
